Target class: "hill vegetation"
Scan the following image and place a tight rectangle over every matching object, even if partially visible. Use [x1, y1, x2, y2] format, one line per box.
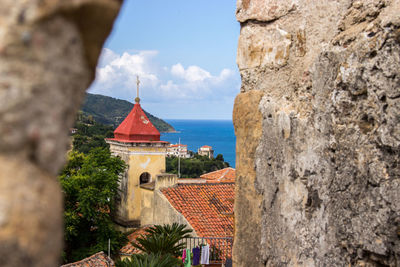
[81, 93, 175, 132]
[166, 154, 230, 178]
[71, 113, 113, 154]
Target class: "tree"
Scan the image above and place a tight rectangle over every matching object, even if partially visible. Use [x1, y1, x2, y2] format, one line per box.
[166, 153, 230, 178]
[215, 154, 224, 162]
[116, 253, 181, 267]
[72, 121, 114, 154]
[116, 223, 192, 267]
[59, 148, 127, 263]
[133, 223, 192, 257]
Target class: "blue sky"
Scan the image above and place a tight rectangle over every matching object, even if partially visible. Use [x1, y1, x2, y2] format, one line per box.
[89, 0, 240, 120]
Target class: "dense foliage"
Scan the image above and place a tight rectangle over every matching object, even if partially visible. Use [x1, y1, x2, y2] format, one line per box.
[82, 93, 175, 132]
[59, 148, 127, 263]
[166, 153, 230, 178]
[133, 223, 192, 257]
[72, 115, 114, 154]
[116, 253, 181, 267]
[116, 223, 192, 267]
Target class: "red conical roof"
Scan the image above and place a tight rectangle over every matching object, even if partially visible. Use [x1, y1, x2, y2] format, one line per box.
[113, 103, 160, 142]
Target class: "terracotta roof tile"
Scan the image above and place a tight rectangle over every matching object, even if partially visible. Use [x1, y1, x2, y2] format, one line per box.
[119, 227, 149, 256]
[113, 103, 160, 142]
[169, 144, 187, 147]
[161, 183, 234, 238]
[61, 252, 114, 267]
[200, 168, 236, 183]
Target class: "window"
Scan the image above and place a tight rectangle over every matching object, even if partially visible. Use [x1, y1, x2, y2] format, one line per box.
[140, 172, 151, 184]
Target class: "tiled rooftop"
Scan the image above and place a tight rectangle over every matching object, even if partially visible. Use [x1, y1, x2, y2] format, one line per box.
[161, 183, 235, 237]
[61, 252, 114, 267]
[200, 167, 236, 183]
[119, 227, 149, 256]
[169, 144, 187, 147]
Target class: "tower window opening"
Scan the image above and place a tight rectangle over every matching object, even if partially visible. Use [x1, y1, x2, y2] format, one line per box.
[140, 172, 151, 184]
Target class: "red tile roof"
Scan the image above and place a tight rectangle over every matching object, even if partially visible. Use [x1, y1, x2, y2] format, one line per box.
[161, 183, 234, 238]
[170, 144, 187, 147]
[113, 103, 160, 141]
[200, 168, 236, 183]
[201, 145, 212, 149]
[61, 252, 114, 267]
[120, 228, 149, 256]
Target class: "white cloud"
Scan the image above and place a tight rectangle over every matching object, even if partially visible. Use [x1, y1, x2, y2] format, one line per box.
[96, 50, 159, 88]
[170, 63, 234, 85]
[171, 63, 212, 82]
[89, 49, 239, 104]
[97, 48, 119, 67]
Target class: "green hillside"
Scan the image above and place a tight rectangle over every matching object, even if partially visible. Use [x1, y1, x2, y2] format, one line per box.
[81, 93, 175, 132]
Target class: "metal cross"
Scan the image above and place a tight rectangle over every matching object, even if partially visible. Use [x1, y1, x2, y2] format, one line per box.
[136, 75, 140, 98]
[135, 75, 140, 103]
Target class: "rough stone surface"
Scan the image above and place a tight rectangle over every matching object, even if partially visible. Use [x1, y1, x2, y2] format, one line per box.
[233, 91, 264, 267]
[236, 0, 298, 23]
[0, 155, 62, 266]
[237, 25, 292, 70]
[0, 0, 122, 266]
[234, 0, 400, 266]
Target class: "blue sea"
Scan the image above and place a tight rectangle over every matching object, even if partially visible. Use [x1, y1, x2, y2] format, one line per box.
[161, 120, 236, 167]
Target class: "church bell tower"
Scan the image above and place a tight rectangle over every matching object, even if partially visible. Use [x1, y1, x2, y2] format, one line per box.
[106, 76, 169, 228]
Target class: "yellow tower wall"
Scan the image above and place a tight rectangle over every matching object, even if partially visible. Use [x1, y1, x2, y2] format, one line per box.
[107, 140, 167, 227]
[140, 188, 154, 225]
[127, 146, 165, 221]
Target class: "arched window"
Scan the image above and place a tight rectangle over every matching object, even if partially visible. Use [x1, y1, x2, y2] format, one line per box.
[140, 172, 151, 184]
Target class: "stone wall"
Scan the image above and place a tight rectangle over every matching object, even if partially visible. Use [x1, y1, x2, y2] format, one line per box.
[0, 1, 122, 266]
[140, 188, 155, 226]
[233, 0, 400, 266]
[155, 173, 178, 190]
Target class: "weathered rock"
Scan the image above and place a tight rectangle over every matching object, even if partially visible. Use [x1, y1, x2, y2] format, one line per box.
[234, 0, 400, 266]
[236, 0, 297, 23]
[232, 91, 264, 267]
[237, 24, 291, 70]
[0, 0, 122, 266]
[0, 0, 122, 174]
[0, 155, 62, 266]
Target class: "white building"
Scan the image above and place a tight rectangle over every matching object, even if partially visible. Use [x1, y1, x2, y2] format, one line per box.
[167, 144, 191, 158]
[198, 145, 214, 159]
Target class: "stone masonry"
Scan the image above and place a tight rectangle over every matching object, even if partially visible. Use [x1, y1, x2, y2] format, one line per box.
[233, 0, 400, 266]
[0, 1, 122, 266]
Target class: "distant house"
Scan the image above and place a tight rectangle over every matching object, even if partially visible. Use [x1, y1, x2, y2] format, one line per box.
[60, 251, 114, 267]
[167, 143, 191, 158]
[200, 167, 236, 183]
[198, 145, 214, 158]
